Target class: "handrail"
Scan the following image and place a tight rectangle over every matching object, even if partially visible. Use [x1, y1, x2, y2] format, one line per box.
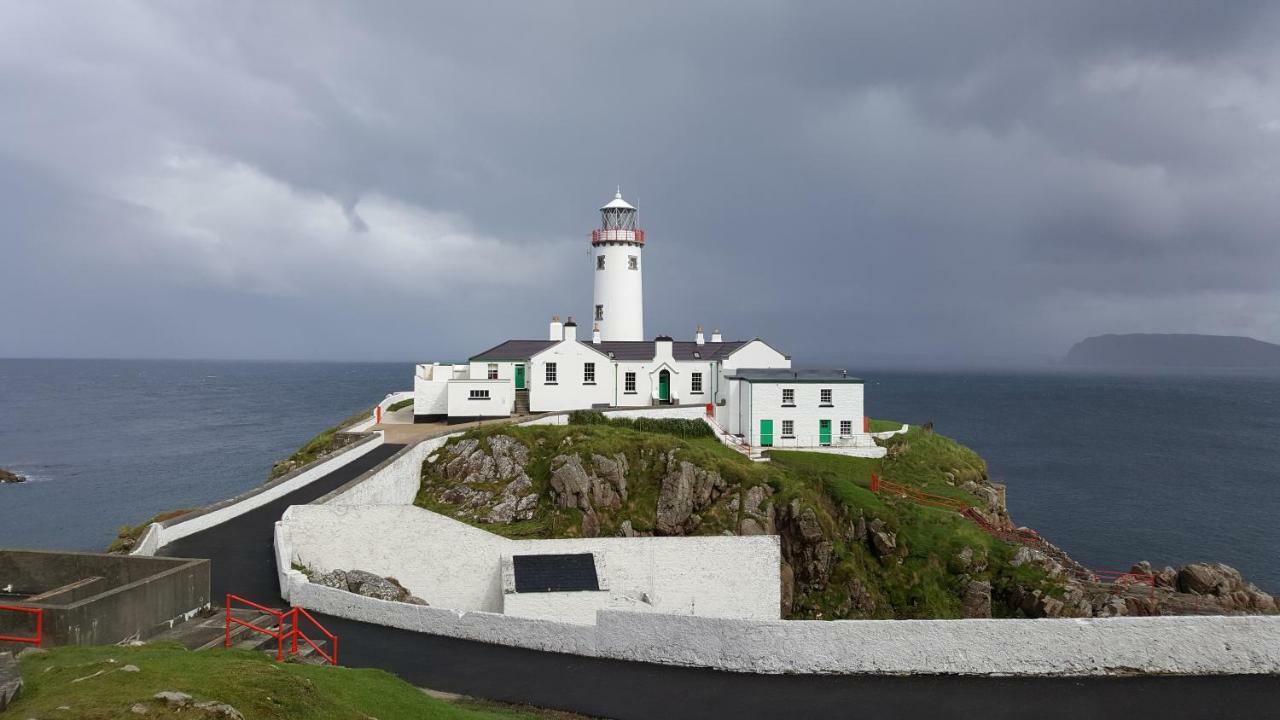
[0, 604, 43, 647]
[291, 605, 339, 666]
[224, 594, 339, 666]
[226, 594, 288, 661]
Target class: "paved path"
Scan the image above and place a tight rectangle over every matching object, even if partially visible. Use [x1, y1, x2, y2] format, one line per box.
[159, 443, 404, 603]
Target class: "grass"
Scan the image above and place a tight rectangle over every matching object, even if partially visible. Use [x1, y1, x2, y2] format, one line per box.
[10, 643, 563, 720]
[867, 418, 905, 433]
[107, 509, 197, 554]
[269, 408, 372, 480]
[387, 398, 414, 412]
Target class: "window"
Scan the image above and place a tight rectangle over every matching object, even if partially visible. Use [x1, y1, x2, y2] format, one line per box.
[628, 255, 638, 270]
[782, 388, 795, 406]
[781, 419, 794, 437]
[584, 362, 595, 383]
[596, 255, 606, 270]
[545, 362, 557, 384]
[624, 371, 637, 393]
[468, 389, 490, 400]
[840, 420, 853, 436]
[691, 372, 703, 393]
[595, 304, 604, 321]
[820, 388, 833, 405]
[487, 363, 498, 380]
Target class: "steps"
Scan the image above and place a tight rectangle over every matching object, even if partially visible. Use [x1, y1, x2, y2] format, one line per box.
[514, 390, 530, 415]
[148, 606, 330, 663]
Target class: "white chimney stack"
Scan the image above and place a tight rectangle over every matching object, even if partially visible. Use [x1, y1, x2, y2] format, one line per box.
[592, 322, 602, 344]
[549, 315, 563, 341]
[563, 316, 578, 342]
[711, 328, 723, 343]
[695, 324, 705, 345]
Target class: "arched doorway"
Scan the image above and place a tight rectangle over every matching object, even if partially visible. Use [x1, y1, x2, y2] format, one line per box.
[658, 369, 671, 404]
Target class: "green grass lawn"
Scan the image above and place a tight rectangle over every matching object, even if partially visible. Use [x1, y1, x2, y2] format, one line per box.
[866, 418, 905, 433]
[386, 398, 414, 412]
[11, 643, 561, 720]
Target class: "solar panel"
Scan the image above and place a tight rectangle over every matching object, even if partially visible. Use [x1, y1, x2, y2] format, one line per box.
[512, 553, 600, 593]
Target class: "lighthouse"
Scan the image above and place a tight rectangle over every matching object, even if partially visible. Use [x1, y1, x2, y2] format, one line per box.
[591, 189, 645, 341]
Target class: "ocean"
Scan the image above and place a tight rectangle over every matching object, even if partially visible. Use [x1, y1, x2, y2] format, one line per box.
[1, 359, 1276, 592]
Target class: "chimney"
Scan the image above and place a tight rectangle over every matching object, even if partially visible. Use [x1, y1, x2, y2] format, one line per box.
[655, 334, 674, 359]
[711, 328, 723, 343]
[592, 322, 602, 344]
[695, 324, 705, 345]
[563, 315, 578, 342]
[549, 315, 563, 341]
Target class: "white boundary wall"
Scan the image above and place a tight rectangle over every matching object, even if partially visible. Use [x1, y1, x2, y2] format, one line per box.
[131, 433, 384, 555]
[520, 404, 708, 427]
[276, 563, 1280, 676]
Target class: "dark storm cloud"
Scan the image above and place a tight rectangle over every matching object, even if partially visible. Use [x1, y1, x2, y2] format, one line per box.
[3, 1, 1279, 364]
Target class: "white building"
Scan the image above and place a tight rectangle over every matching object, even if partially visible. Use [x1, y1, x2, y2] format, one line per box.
[413, 190, 876, 453]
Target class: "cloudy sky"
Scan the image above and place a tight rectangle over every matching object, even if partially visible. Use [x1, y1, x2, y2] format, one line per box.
[3, 1, 1280, 366]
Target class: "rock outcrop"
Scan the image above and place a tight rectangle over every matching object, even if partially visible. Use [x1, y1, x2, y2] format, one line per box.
[314, 569, 428, 605]
[0, 468, 25, 484]
[430, 436, 539, 524]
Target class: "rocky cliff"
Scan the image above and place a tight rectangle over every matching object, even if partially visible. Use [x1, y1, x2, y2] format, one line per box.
[416, 421, 1275, 620]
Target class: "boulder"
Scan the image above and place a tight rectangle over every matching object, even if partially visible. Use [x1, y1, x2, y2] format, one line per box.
[870, 528, 897, 558]
[1178, 563, 1235, 595]
[345, 570, 407, 601]
[154, 691, 193, 709]
[0, 468, 24, 484]
[193, 701, 245, 719]
[655, 459, 724, 534]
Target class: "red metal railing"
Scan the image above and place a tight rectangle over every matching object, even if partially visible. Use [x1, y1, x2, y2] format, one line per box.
[873, 473, 968, 512]
[590, 228, 644, 245]
[225, 594, 339, 666]
[0, 605, 42, 647]
[291, 606, 339, 666]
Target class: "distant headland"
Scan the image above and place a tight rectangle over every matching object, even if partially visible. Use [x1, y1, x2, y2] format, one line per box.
[1066, 333, 1280, 368]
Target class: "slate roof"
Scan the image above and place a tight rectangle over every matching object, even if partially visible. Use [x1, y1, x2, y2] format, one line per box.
[726, 368, 863, 383]
[584, 340, 748, 361]
[469, 339, 558, 361]
[512, 553, 600, 593]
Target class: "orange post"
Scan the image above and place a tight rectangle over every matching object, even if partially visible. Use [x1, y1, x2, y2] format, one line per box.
[870, 472, 880, 493]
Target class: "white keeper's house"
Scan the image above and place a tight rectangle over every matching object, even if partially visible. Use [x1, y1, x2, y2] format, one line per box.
[413, 190, 879, 455]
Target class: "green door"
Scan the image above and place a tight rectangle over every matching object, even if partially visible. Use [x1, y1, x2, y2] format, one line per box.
[514, 364, 526, 390]
[819, 419, 832, 446]
[658, 370, 670, 402]
[760, 419, 774, 447]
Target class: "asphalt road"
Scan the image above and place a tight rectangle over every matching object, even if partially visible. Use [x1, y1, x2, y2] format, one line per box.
[158, 443, 404, 603]
[157, 440, 1280, 718]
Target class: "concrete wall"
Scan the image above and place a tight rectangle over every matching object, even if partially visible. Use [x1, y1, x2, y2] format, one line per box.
[0, 550, 209, 647]
[518, 405, 708, 427]
[447, 379, 513, 420]
[279, 562, 1280, 677]
[720, 340, 790, 371]
[279, 504, 780, 623]
[414, 366, 451, 419]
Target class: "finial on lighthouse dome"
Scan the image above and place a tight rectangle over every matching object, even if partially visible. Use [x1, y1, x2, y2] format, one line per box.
[600, 188, 635, 212]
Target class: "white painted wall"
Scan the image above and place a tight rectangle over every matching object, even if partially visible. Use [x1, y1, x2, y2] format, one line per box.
[747, 382, 864, 448]
[720, 340, 791, 371]
[280, 504, 780, 623]
[528, 339, 615, 412]
[322, 432, 458, 506]
[447, 379, 514, 419]
[132, 433, 385, 555]
[592, 238, 644, 341]
[414, 364, 451, 418]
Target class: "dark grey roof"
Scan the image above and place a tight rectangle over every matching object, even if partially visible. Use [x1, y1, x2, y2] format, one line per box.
[469, 339, 557, 361]
[581, 339, 747, 361]
[726, 368, 863, 383]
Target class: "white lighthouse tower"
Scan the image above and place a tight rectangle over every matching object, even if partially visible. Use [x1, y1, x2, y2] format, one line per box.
[591, 189, 645, 341]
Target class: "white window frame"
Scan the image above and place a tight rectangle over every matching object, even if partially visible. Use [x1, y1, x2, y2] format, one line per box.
[624, 371, 637, 394]
[820, 388, 833, 406]
[782, 388, 795, 406]
[840, 420, 853, 436]
[468, 389, 490, 400]
[487, 363, 498, 380]
[545, 362, 557, 384]
[781, 419, 794, 438]
[691, 372, 703, 394]
[628, 255, 638, 270]
[584, 362, 595, 384]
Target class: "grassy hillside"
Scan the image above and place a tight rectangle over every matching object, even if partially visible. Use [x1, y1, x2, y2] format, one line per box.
[416, 419, 1059, 619]
[10, 643, 560, 719]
